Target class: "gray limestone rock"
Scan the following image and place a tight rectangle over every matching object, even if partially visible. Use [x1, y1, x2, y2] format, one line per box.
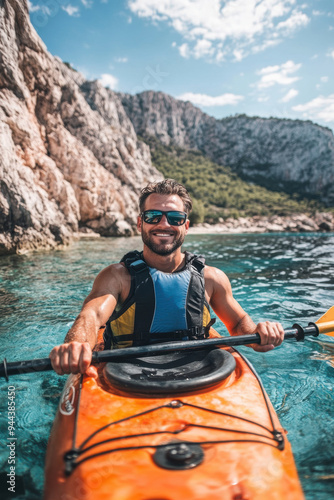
[0, 0, 162, 254]
[121, 91, 334, 206]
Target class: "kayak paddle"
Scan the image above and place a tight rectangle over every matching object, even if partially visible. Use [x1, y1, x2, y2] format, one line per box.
[315, 305, 334, 335]
[1, 308, 333, 380]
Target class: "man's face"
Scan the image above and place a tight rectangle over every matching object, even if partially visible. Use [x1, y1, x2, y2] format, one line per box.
[137, 194, 190, 256]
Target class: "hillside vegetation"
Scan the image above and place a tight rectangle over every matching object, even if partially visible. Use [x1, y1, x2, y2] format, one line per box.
[142, 135, 327, 224]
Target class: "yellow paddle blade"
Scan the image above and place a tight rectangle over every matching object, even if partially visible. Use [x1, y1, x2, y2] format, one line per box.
[316, 306, 334, 337]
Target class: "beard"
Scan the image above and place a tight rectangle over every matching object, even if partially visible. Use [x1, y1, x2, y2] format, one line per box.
[141, 229, 185, 256]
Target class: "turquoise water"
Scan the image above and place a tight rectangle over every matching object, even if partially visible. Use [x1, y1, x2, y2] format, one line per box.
[0, 233, 333, 499]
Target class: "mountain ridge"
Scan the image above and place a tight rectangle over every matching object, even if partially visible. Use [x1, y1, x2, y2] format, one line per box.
[120, 90, 334, 205]
[0, 0, 333, 256]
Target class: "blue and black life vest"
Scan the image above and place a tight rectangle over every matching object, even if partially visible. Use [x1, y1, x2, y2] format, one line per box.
[103, 251, 214, 349]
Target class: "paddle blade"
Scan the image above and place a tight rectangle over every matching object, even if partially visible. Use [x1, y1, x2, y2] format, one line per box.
[316, 306, 334, 337]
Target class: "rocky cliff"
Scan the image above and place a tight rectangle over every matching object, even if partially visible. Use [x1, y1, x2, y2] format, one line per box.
[1, 1, 333, 256]
[0, 0, 162, 255]
[121, 91, 334, 205]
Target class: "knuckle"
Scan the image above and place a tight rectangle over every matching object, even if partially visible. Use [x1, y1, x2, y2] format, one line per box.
[59, 344, 68, 355]
[69, 342, 80, 353]
[49, 350, 56, 360]
[82, 343, 92, 353]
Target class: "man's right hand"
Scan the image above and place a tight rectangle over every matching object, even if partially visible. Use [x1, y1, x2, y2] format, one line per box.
[49, 342, 97, 377]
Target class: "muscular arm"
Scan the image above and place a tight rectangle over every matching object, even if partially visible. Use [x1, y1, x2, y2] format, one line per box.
[50, 263, 127, 375]
[64, 283, 117, 348]
[205, 266, 284, 352]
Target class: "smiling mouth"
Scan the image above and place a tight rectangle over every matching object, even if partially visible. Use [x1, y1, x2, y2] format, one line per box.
[151, 232, 174, 238]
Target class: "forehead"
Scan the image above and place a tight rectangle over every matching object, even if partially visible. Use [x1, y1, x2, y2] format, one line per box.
[144, 194, 185, 211]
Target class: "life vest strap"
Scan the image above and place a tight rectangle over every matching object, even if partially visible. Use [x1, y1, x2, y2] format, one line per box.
[105, 251, 214, 349]
[135, 319, 216, 345]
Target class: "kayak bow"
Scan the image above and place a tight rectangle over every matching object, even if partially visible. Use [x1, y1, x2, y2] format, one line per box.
[44, 327, 305, 500]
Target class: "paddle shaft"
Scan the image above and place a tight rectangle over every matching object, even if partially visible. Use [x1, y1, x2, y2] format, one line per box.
[0, 323, 320, 378]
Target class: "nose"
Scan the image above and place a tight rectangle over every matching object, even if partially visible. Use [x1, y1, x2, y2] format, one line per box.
[157, 214, 171, 227]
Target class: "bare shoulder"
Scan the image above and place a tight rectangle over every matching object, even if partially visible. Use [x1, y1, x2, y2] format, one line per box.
[204, 265, 231, 286]
[204, 265, 232, 300]
[87, 263, 131, 301]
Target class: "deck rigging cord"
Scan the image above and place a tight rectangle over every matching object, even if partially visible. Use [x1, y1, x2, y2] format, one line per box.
[64, 349, 285, 475]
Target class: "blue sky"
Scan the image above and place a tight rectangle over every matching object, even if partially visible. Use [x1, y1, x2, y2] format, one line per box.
[28, 0, 334, 130]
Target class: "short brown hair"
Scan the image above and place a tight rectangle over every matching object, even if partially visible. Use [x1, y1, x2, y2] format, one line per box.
[139, 179, 193, 214]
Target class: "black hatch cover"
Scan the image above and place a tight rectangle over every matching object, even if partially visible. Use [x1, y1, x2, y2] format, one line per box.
[103, 348, 236, 395]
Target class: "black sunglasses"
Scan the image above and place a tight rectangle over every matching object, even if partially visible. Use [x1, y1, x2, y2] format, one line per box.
[141, 210, 187, 226]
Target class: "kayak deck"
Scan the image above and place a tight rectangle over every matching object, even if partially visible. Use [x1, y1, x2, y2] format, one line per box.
[44, 334, 304, 500]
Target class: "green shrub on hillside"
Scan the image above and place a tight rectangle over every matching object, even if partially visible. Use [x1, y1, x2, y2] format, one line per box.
[189, 200, 205, 224]
[141, 135, 328, 222]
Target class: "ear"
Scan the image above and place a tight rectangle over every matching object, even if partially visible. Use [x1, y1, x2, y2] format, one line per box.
[137, 215, 142, 233]
[185, 219, 190, 233]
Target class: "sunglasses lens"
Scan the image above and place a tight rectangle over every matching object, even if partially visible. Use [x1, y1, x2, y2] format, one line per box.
[167, 212, 187, 226]
[142, 211, 187, 226]
[143, 211, 163, 224]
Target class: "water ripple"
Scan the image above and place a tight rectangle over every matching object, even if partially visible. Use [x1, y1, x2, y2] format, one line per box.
[0, 233, 333, 500]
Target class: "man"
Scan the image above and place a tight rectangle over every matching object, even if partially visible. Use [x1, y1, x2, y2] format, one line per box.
[50, 179, 284, 376]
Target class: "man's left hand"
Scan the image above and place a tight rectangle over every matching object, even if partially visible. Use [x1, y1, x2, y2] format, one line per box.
[251, 321, 285, 352]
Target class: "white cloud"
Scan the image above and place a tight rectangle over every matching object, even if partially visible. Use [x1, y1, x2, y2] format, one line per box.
[81, 0, 93, 7]
[62, 5, 80, 16]
[115, 57, 128, 63]
[128, 0, 310, 62]
[280, 88, 299, 102]
[276, 9, 309, 34]
[256, 60, 301, 89]
[312, 9, 334, 18]
[328, 50, 334, 59]
[193, 39, 214, 59]
[177, 92, 244, 107]
[178, 43, 190, 58]
[293, 95, 334, 123]
[99, 73, 118, 89]
[28, 1, 50, 14]
[233, 49, 245, 62]
[27, 1, 41, 13]
[252, 38, 281, 54]
[316, 77, 328, 89]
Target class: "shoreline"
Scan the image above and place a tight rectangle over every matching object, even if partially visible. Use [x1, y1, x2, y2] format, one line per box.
[188, 213, 334, 235]
[74, 212, 334, 239]
[2, 213, 333, 256]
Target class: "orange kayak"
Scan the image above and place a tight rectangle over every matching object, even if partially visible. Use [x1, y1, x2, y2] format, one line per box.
[44, 329, 304, 499]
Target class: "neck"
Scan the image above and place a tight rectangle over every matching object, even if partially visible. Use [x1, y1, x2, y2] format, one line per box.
[142, 248, 186, 273]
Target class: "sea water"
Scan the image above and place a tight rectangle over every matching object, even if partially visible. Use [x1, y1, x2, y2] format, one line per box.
[0, 233, 333, 499]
